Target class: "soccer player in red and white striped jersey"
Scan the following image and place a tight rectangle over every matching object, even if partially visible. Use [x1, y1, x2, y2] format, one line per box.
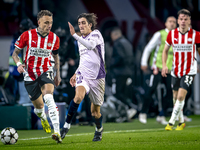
[162, 9, 200, 131]
[12, 10, 62, 143]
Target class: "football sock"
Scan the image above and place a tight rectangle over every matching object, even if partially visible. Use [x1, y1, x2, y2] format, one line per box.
[44, 94, 60, 134]
[34, 107, 47, 121]
[66, 100, 79, 124]
[169, 100, 185, 125]
[94, 115, 103, 131]
[179, 110, 184, 123]
[63, 122, 71, 129]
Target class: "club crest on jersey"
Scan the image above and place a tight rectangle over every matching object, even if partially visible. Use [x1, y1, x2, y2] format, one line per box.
[47, 43, 52, 47]
[188, 38, 193, 42]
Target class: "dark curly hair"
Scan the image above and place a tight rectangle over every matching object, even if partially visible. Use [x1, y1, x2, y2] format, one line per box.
[77, 13, 98, 31]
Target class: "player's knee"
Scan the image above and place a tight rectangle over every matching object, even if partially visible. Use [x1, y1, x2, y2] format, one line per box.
[35, 103, 44, 109]
[74, 95, 84, 104]
[42, 90, 53, 95]
[177, 95, 185, 101]
[91, 111, 101, 119]
[91, 112, 97, 118]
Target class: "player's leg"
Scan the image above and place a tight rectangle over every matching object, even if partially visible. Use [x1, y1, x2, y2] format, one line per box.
[91, 103, 103, 141]
[139, 72, 161, 124]
[61, 86, 86, 139]
[39, 72, 61, 143]
[166, 75, 194, 130]
[88, 78, 105, 141]
[165, 76, 180, 130]
[172, 90, 184, 124]
[41, 83, 62, 142]
[24, 80, 51, 133]
[169, 88, 187, 129]
[175, 75, 194, 130]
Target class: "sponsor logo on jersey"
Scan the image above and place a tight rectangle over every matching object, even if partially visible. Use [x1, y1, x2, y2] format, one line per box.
[47, 43, 52, 47]
[188, 38, 193, 42]
[173, 44, 193, 51]
[29, 47, 51, 57]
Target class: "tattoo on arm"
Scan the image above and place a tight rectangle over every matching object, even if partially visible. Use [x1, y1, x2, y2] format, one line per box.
[12, 48, 21, 64]
[52, 54, 60, 75]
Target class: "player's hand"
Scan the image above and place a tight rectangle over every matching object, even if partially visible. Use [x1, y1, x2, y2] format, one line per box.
[70, 74, 76, 87]
[68, 22, 75, 36]
[161, 66, 168, 77]
[141, 65, 148, 72]
[54, 75, 61, 87]
[17, 64, 25, 73]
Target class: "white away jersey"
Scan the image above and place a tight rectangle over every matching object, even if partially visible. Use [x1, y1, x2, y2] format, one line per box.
[73, 29, 106, 79]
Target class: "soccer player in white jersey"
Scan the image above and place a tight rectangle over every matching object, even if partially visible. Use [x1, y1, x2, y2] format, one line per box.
[60, 13, 106, 141]
[12, 10, 62, 143]
[162, 9, 200, 131]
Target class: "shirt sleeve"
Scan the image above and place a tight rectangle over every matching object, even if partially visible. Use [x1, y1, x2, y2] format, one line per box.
[14, 31, 28, 50]
[165, 31, 172, 46]
[141, 31, 161, 66]
[73, 31, 102, 50]
[195, 31, 200, 44]
[53, 36, 60, 51]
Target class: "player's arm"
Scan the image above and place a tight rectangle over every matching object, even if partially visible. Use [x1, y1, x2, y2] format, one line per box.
[68, 22, 100, 50]
[12, 47, 25, 73]
[141, 32, 160, 72]
[161, 44, 170, 77]
[52, 51, 61, 87]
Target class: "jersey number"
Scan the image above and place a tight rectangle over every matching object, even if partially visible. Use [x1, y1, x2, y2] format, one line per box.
[47, 72, 54, 80]
[184, 75, 193, 86]
[76, 75, 83, 84]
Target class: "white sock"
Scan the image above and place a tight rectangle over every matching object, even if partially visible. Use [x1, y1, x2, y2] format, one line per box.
[34, 107, 47, 121]
[44, 94, 60, 134]
[169, 100, 185, 125]
[96, 127, 103, 132]
[63, 122, 71, 129]
[179, 110, 184, 123]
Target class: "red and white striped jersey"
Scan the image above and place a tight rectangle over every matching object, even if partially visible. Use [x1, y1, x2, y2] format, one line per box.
[15, 28, 60, 81]
[166, 28, 200, 78]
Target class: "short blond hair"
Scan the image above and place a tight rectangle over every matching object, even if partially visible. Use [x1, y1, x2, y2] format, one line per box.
[37, 10, 53, 21]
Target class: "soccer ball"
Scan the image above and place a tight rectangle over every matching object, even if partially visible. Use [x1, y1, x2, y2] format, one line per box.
[1, 127, 18, 145]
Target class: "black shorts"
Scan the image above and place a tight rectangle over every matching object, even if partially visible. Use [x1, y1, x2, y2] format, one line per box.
[171, 75, 195, 91]
[25, 71, 54, 101]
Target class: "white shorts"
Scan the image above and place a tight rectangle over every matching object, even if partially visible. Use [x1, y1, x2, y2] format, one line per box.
[75, 74, 105, 106]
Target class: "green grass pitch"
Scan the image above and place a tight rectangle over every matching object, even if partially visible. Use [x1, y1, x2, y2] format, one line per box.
[1, 115, 200, 150]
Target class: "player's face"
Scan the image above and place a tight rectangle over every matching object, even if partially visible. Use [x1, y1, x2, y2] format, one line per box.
[178, 14, 191, 30]
[38, 16, 53, 34]
[165, 17, 176, 31]
[78, 17, 92, 36]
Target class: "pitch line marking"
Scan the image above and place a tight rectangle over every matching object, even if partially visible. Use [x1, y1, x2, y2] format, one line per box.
[19, 125, 200, 141]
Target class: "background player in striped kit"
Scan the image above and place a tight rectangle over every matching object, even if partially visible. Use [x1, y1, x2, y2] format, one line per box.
[12, 10, 62, 143]
[60, 13, 106, 142]
[162, 9, 200, 131]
